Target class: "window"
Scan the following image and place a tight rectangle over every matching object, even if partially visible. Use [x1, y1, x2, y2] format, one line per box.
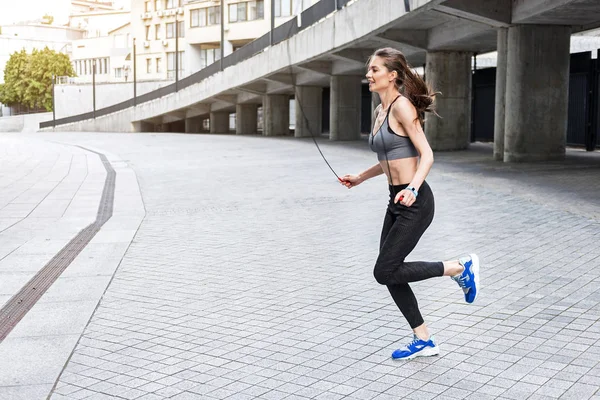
[154, 0, 162, 10]
[199, 48, 221, 69]
[156, 57, 162, 73]
[274, 0, 301, 17]
[166, 0, 181, 9]
[166, 22, 175, 38]
[190, 6, 220, 27]
[229, 3, 246, 23]
[104, 59, 108, 74]
[145, 25, 151, 40]
[155, 24, 161, 39]
[146, 58, 152, 73]
[145, 1, 151, 12]
[251, 0, 264, 20]
[167, 51, 185, 79]
[229, 1, 264, 23]
[190, 8, 206, 27]
[208, 6, 220, 25]
[177, 21, 184, 37]
[115, 67, 123, 78]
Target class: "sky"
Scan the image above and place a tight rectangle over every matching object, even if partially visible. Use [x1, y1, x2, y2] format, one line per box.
[0, 0, 129, 26]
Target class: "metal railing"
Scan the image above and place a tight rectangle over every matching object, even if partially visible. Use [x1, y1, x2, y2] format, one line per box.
[40, 0, 354, 129]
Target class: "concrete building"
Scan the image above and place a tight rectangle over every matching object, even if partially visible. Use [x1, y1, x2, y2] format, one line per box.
[41, 0, 600, 163]
[70, 22, 132, 83]
[131, 0, 319, 81]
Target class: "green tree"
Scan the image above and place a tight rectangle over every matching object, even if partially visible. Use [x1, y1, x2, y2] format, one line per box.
[0, 47, 75, 112]
[0, 49, 29, 108]
[24, 47, 74, 111]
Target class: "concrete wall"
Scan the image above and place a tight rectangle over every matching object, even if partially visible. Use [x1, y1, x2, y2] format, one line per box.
[53, 80, 172, 119]
[0, 112, 52, 133]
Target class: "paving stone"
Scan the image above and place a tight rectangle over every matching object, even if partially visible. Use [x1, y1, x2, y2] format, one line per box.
[2, 135, 599, 400]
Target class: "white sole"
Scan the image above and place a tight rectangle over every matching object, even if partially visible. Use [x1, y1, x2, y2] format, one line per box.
[469, 253, 480, 302]
[393, 346, 440, 361]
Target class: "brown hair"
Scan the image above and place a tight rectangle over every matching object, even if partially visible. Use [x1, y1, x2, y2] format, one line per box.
[368, 47, 440, 125]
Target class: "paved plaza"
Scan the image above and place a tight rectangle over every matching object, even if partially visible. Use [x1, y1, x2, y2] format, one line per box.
[0, 131, 599, 400]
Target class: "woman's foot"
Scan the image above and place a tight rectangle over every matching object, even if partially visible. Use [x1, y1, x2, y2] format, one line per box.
[451, 254, 480, 303]
[391, 335, 440, 360]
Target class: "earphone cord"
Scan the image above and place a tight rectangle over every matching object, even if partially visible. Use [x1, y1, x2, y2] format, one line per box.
[379, 95, 402, 202]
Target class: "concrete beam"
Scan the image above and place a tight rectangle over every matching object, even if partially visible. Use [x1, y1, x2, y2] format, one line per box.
[433, 0, 511, 27]
[210, 101, 236, 112]
[295, 70, 328, 86]
[511, 0, 579, 24]
[162, 111, 187, 123]
[375, 29, 429, 48]
[428, 17, 493, 50]
[331, 60, 366, 75]
[330, 48, 375, 65]
[185, 104, 210, 118]
[235, 90, 263, 104]
[263, 73, 295, 85]
[262, 79, 293, 94]
[213, 95, 237, 104]
[296, 60, 332, 75]
[239, 81, 267, 94]
[372, 35, 426, 55]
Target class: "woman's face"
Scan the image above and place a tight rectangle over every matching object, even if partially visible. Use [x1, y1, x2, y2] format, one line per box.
[366, 56, 396, 92]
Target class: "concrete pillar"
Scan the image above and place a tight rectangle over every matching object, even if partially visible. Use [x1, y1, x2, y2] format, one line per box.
[504, 25, 571, 162]
[424, 51, 472, 150]
[131, 121, 155, 132]
[235, 104, 258, 134]
[210, 111, 229, 133]
[294, 86, 322, 138]
[330, 75, 362, 141]
[494, 28, 508, 161]
[185, 116, 204, 133]
[263, 94, 289, 136]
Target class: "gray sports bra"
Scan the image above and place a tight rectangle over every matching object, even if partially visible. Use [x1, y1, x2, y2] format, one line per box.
[369, 96, 419, 161]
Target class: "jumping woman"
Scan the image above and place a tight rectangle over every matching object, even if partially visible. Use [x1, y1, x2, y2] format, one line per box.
[341, 47, 480, 360]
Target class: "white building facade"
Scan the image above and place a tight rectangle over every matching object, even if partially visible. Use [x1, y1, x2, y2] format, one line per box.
[131, 0, 319, 81]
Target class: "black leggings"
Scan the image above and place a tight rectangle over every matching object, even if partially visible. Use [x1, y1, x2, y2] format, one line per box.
[374, 181, 444, 329]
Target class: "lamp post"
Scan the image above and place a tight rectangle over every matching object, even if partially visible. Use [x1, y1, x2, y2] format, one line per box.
[52, 74, 56, 127]
[270, 0, 275, 45]
[133, 37, 137, 106]
[92, 59, 96, 118]
[175, 15, 179, 90]
[220, 0, 224, 70]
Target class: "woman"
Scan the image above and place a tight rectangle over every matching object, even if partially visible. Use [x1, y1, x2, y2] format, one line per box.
[341, 47, 480, 360]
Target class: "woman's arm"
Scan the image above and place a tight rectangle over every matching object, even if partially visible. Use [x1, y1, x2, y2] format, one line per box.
[358, 163, 384, 183]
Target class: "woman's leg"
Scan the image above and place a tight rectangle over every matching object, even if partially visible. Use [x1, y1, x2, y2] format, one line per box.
[375, 183, 441, 334]
[373, 184, 443, 287]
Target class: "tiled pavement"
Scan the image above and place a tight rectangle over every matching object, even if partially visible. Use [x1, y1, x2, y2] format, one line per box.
[1, 131, 600, 400]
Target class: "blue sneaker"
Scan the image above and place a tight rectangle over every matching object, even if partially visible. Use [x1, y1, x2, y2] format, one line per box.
[391, 335, 440, 360]
[452, 254, 480, 303]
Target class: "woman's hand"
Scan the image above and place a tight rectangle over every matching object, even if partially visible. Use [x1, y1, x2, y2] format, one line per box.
[340, 174, 362, 189]
[395, 189, 416, 207]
